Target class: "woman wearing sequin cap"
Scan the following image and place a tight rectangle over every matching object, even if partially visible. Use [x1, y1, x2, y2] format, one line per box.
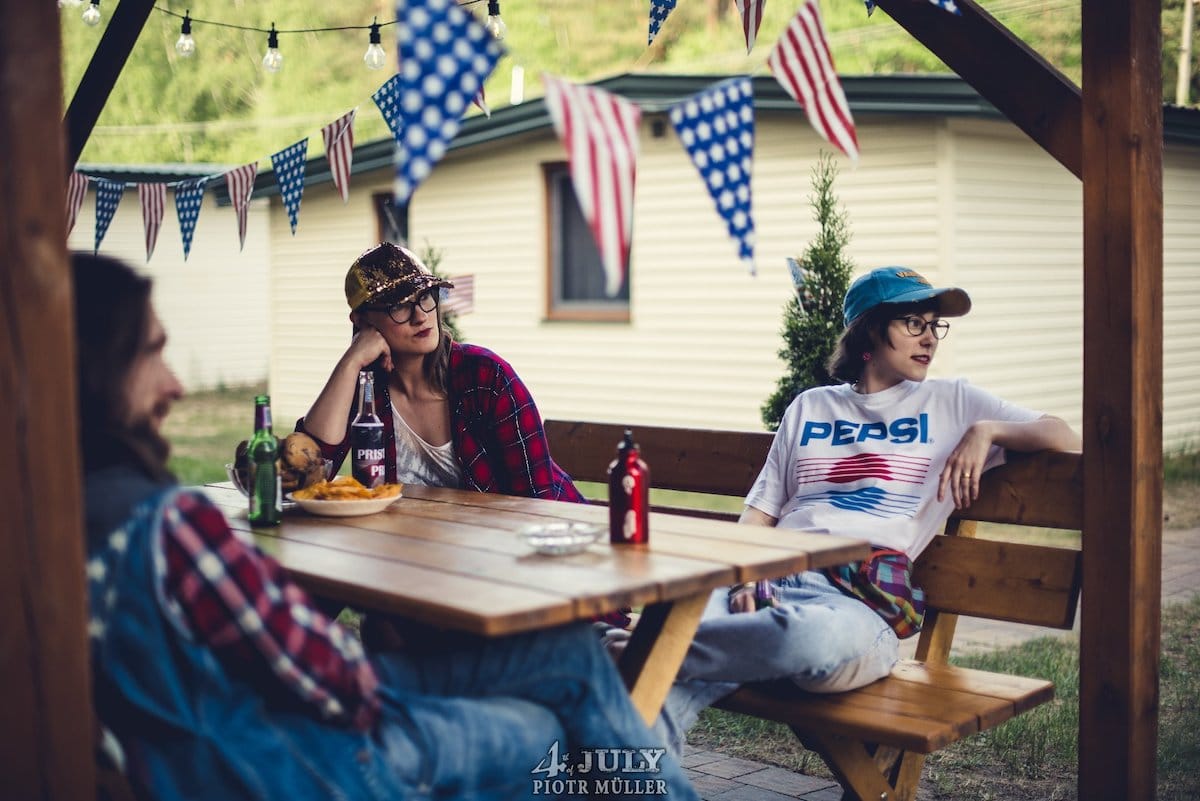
[650, 266, 1081, 754]
[299, 242, 584, 502]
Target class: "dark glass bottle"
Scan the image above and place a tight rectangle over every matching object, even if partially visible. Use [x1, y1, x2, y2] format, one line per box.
[608, 429, 649, 545]
[351, 371, 386, 488]
[247, 395, 281, 527]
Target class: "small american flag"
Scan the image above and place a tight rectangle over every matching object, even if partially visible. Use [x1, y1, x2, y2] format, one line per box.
[542, 75, 642, 297]
[271, 139, 309, 235]
[735, 0, 767, 53]
[174, 177, 207, 261]
[138, 182, 165, 262]
[93, 178, 126, 255]
[66, 172, 89, 237]
[322, 109, 356, 204]
[768, 0, 859, 161]
[224, 162, 257, 251]
[648, 0, 677, 45]
[440, 273, 475, 315]
[372, 74, 402, 142]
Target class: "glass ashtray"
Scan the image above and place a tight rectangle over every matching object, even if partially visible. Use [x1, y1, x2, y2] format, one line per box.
[518, 522, 604, 556]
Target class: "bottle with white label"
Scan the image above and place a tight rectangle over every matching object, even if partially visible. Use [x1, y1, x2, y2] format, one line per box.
[350, 371, 386, 488]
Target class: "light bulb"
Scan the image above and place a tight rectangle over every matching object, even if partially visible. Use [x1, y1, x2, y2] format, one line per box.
[363, 21, 386, 70]
[485, 0, 507, 40]
[81, 0, 101, 26]
[262, 24, 283, 73]
[175, 12, 196, 58]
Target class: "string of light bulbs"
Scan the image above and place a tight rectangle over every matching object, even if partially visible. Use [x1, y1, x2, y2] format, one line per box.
[58, 0, 507, 72]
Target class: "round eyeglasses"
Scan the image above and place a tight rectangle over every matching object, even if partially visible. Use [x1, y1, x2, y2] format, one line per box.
[894, 316, 950, 340]
[366, 290, 439, 324]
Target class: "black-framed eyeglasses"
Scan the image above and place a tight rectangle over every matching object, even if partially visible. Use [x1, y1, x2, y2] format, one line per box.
[365, 290, 439, 324]
[894, 316, 950, 340]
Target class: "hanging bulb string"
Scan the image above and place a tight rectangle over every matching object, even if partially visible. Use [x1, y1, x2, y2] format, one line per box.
[151, 1, 486, 36]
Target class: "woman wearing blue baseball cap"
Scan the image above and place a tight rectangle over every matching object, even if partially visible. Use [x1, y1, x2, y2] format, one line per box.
[653, 266, 1081, 753]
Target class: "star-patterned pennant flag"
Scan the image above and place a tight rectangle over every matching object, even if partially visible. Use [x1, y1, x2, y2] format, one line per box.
[393, 0, 503, 206]
[224, 162, 258, 250]
[322, 110, 356, 203]
[735, 0, 767, 53]
[768, 0, 859, 161]
[542, 75, 642, 297]
[648, 0, 677, 45]
[271, 139, 309, 235]
[864, 0, 876, 15]
[372, 74, 403, 142]
[669, 77, 756, 273]
[66, 172, 89, 236]
[138, 183, 166, 262]
[174, 177, 207, 260]
[93, 178, 125, 254]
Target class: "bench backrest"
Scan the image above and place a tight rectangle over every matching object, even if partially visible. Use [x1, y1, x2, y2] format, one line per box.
[545, 419, 1084, 653]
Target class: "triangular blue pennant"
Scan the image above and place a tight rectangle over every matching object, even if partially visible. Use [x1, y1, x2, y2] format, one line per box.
[173, 178, 207, 261]
[93, 178, 126, 254]
[271, 139, 309, 235]
[393, 0, 503, 206]
[648, 0, 678, 45]
[929, 0, 961, 14]
[372, 74, 403, 142]
[668, 77, 757, 274]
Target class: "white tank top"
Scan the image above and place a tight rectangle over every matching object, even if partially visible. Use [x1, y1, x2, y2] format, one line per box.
[390, 406, 464, 488]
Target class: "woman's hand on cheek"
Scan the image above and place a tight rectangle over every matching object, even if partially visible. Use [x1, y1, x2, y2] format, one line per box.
[347, 325, 393, 373]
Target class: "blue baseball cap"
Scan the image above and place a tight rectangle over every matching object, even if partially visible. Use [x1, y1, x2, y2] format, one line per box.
[843, 267, 971, 327]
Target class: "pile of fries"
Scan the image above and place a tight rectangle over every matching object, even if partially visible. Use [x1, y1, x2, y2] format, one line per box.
[291, 476, 403, 502]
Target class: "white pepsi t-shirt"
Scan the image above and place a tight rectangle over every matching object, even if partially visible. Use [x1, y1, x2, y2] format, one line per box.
[745, 379, 1043, 559]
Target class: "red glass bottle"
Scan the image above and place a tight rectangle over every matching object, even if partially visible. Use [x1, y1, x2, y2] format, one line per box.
[608, 429, 649, 545]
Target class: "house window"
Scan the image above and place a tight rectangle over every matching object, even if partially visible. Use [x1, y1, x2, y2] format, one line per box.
[543, 162, 630, 321]
[374, 192, 409, 245]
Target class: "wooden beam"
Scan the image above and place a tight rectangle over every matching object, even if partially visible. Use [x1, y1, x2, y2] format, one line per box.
[874, 0, 1082, 179]
[64, 0, 156, 167]
[1079, 0, 1163, 797]
[0, 1, 94, 799]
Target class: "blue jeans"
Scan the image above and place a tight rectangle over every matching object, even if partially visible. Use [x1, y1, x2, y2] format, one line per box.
[655, 571, 898, 754]
[372, 623, 699, 800]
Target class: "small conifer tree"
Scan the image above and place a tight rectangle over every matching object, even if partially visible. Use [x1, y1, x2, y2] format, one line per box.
[761, 152, 854, 431]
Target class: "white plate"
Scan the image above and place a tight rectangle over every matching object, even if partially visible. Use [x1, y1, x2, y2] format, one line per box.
[518, 522, 604, 556]
[290, 493, 402, 517]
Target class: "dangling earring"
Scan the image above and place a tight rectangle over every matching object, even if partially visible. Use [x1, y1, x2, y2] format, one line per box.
[862, 352, 872, 362]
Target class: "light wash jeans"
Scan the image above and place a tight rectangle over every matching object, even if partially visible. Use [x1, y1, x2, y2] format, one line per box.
[655, 571, 898, 754]
[372, 622, 700, 800]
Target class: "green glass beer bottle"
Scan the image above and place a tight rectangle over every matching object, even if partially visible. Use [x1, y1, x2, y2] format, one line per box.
[248, 395, 281, 527]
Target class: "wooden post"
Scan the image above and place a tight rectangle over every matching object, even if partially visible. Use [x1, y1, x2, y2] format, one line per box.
[1080, 0, 1163, 797]
[0, 2, 94, 800]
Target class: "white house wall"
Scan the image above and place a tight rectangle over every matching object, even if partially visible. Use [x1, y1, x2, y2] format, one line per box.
[1163, 144, 1200, 450]
[67, 188, 271, 392]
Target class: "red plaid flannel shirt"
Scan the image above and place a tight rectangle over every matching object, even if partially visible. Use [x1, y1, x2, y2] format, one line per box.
[160, 491, 380, 729]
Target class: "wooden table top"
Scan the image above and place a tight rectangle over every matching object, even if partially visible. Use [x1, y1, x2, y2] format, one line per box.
[202, 482, 869, 637]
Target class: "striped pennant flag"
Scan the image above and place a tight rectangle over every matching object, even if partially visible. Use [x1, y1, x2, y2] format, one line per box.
[542, 75, 642, 298]
[138, 183, 166, 262]
[271, 139, 309, 235]
[322, 109, 356, 203]
[93, 178, 125, 255]
[648, 0, 677, 45]
[224, 162, 258, 250]
[735, 0, 767, 53]
[174, 177, 207, 261]
[440, 273, 475, 315]
[768, 0, 858, 161]
[66, 172, 89, 236]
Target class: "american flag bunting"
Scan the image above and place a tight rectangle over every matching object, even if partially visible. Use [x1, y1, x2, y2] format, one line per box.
[392, 0, 503, 206]
[272, 139, 309, 235]
[542, 74, 642, 297]
[372, 74, 403, 142]
[138, 182, 166, 262]
[669, 77, 756, 273]
[735, 0, 768, 53]
[93, 178, 125, 254]
[648, 0, 677, 45]
[174, 177, 207, 260]
[66, 172, 89, 237]
[224, 162, 258, 250]
[768, 0, 859, 161]
[322, 109, 356, 204]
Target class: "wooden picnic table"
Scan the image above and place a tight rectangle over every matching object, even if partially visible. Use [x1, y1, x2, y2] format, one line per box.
[201, 481, 869, 724]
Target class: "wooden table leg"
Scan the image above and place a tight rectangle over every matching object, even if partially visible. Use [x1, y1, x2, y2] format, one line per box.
[618, 591, 710, 725]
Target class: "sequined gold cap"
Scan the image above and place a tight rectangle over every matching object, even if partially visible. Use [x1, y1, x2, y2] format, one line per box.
[345, 242, 453, 311]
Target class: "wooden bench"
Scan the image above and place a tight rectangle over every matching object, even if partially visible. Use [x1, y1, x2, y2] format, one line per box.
[545, 419, 1083, 801]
